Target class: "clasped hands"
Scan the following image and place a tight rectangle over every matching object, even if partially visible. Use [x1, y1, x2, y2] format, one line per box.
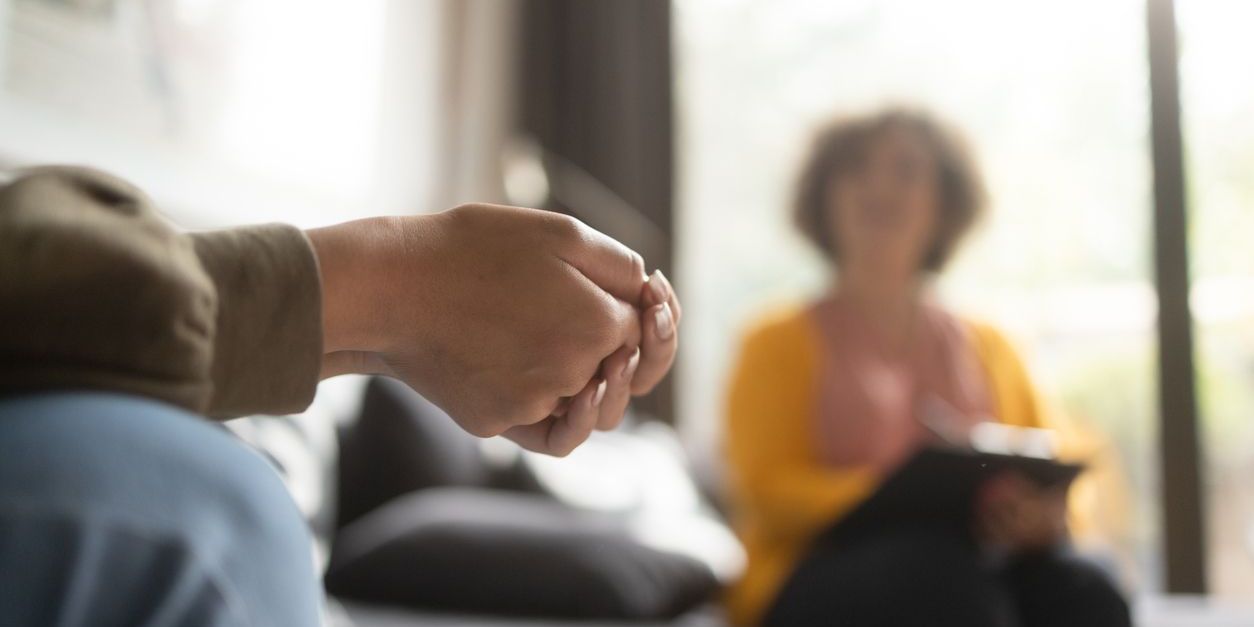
[307, 203, 680, 456]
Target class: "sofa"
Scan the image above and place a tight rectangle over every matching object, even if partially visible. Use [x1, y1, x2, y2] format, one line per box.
[229, 376, 739, 626]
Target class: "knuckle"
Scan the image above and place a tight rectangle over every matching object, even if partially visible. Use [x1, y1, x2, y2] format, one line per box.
[444, 203, 487, 233]
[461, 416, 503, 439]
[592, 299, 633, 341]
[550, 443, 575, 458]
[599, 414, 624, 432]
[446, 202, 478, 222]
[590, 338, 622, 367]
[628, 250, 646, 283]
[544, 212, 585, 243]
[527, 393, 561, 421]
[566, 299, 622, 354]
[552, 361, 593, 396]
[630, 372, 661, 395]
[556, 429, 591, 457]
[468, 398, 524, 438]
[591, 322, 621, 354]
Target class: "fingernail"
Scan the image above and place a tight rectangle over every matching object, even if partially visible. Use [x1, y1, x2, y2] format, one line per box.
[592, 379, 608, 407]
[622, 347, 641, 379]
[654, 303, 674, 340]
[649, 270, 668, 304]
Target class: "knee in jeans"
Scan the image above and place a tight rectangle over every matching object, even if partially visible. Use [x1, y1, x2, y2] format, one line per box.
[179, 426, 313, 562]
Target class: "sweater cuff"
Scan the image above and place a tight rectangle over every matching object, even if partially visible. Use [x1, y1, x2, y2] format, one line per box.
[191, 225, 323, 418]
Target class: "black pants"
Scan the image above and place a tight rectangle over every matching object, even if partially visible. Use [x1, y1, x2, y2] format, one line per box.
[763, 521, 1131, 627]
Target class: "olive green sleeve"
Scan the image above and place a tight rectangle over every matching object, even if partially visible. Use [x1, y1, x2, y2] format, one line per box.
[190, 225, 322, 418]
[0, 166, 323, 418]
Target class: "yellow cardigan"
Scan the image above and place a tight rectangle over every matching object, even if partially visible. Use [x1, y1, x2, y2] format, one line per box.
[722, 306, 1053, 626]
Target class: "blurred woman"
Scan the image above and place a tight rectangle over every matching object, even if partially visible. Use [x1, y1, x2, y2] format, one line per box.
[723, 109, 1129, 627]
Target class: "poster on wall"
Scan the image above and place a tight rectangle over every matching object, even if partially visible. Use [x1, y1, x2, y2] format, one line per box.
[0, 0, 239, 155]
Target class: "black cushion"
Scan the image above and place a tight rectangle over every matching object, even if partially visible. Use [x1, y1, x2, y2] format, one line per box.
[336, 378, 493, 528]
[324, 488, 719, 620]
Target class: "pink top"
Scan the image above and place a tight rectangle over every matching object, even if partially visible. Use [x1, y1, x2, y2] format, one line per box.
[810, 294, 993, 472]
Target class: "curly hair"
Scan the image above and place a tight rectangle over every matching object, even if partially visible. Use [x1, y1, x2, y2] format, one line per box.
[792, 108, 987, 272]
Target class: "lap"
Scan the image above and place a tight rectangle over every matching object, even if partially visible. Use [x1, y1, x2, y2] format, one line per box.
[765, 522, 1016, 627]
[766, 520, 1129, 627]
[0, 392, 320, 627]
[1003, 548, 1131, 627]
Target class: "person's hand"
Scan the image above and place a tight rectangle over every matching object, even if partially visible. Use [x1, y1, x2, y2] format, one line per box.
[306, 204, 678, 455]
[976, 472, 1069, 551]
[501, 266, 681, 452]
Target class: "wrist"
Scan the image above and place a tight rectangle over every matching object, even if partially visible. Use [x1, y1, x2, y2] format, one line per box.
[306, 216, 407, 355]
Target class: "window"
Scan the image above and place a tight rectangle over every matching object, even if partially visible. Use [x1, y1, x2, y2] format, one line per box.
[1178, 0, 1254, 599]
[0, 0, 440, 227]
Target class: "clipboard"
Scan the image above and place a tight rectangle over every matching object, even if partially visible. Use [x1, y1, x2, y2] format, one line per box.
[831, 446, 1085, 537]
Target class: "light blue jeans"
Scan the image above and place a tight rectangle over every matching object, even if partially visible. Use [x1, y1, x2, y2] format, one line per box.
[0, 392, 321, 626]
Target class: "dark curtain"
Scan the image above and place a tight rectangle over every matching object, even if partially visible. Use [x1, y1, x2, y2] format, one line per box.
[517, 0, 676, 424]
